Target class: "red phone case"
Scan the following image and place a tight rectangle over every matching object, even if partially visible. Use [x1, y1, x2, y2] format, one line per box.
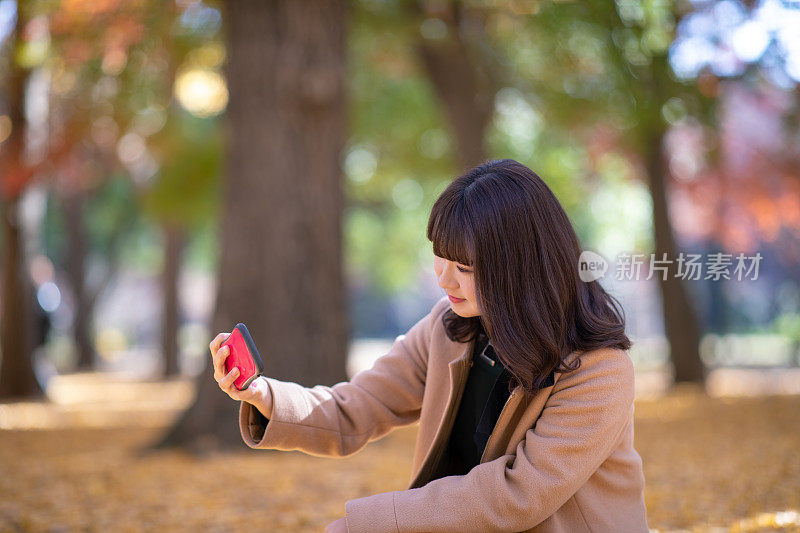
[220, 323, 264, 391]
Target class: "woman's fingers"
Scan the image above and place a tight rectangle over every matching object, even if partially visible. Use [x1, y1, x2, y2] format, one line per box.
[216, 371, 264, 407]
[209, 332, 263, 404]
[210, 332, 230, 382]
[209, 332, 229, 354]
[212, 345, 230, 382]
[240, 377, 262, 400]
[218, 366, 240, 391]
[221, 370, 260, 401]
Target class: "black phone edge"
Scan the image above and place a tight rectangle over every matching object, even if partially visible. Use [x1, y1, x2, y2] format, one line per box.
[234, 322, 264, 377]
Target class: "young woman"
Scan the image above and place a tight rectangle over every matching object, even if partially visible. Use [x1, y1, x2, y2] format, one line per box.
[210, 159, 649, 532]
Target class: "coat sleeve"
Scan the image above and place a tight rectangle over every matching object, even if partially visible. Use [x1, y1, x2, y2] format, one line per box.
[343, 348, 636, 533]
[238, 296, 451, 457]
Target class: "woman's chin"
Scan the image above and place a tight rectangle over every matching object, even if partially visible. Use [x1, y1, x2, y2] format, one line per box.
[450, 305, 479, 318]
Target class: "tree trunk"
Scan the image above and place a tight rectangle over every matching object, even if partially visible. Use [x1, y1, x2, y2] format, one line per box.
[413, 2, 494, 170]
[150, 0, 349, 453]
[161, 222, 184, 377]
[0, 3, 43, 400]
[60, 189, 96, 371]
[646, 134, 707, 387]
[0, 200, 42, 399]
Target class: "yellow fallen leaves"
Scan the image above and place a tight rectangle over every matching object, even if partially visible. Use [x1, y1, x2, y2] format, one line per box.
[730, 510, 800, 532]
[635, 387, 800, 532]
[0, 384, 798, 532]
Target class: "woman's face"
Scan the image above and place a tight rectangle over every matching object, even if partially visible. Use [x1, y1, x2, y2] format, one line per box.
[434, 254, 480, 317]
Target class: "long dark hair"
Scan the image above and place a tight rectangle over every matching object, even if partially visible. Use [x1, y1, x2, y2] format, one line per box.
[427, 159, 632, 398]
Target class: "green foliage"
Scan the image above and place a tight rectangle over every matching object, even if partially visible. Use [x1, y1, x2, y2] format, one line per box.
[32, 0, 225, 273]
[345, 1, 460, 293]
[30, 0, 729, 302]
[84, 173, 140, 251]
[775, 312, 800, 341]
[347, 0, 664, 293]
[143, 111, 222, 227]
[41, 174, 139, 268]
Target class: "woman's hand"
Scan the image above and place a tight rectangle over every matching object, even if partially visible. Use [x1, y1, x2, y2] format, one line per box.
[209, 332, 273, 418]
[323, 517, 348, 533]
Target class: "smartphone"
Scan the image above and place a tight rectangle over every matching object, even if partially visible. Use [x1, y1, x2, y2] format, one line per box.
[219, 323, 264, 391]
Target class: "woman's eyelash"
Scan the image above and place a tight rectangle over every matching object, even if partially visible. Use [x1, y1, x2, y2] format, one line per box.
[457, 266, 472, 273]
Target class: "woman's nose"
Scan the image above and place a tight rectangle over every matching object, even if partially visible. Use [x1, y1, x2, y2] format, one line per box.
[437, 265, 458, 290]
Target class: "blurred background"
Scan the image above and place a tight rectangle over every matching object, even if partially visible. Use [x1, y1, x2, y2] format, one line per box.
[1, 0, 799, 531]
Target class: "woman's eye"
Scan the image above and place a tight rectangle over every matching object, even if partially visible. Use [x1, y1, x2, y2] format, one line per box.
[457, 266, 472, 273]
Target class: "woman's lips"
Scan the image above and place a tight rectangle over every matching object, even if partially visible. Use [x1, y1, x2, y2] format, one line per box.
[448, 294, 465, 303]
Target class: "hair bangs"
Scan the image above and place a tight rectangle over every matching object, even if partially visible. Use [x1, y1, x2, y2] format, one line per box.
[427, 194, 474, 266]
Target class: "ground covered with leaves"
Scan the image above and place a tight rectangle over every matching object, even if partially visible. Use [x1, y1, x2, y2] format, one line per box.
[1, 382, 799, 532]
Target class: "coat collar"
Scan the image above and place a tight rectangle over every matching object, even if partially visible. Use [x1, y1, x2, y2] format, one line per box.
[446, 333, 557, 392]
[409, 331, 561, 488]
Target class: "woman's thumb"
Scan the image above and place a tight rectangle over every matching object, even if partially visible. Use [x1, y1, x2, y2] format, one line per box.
[237, 377, 262, 400]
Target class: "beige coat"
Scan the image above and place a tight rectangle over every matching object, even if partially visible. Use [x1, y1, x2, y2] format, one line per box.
[239, 296, 649, 532]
